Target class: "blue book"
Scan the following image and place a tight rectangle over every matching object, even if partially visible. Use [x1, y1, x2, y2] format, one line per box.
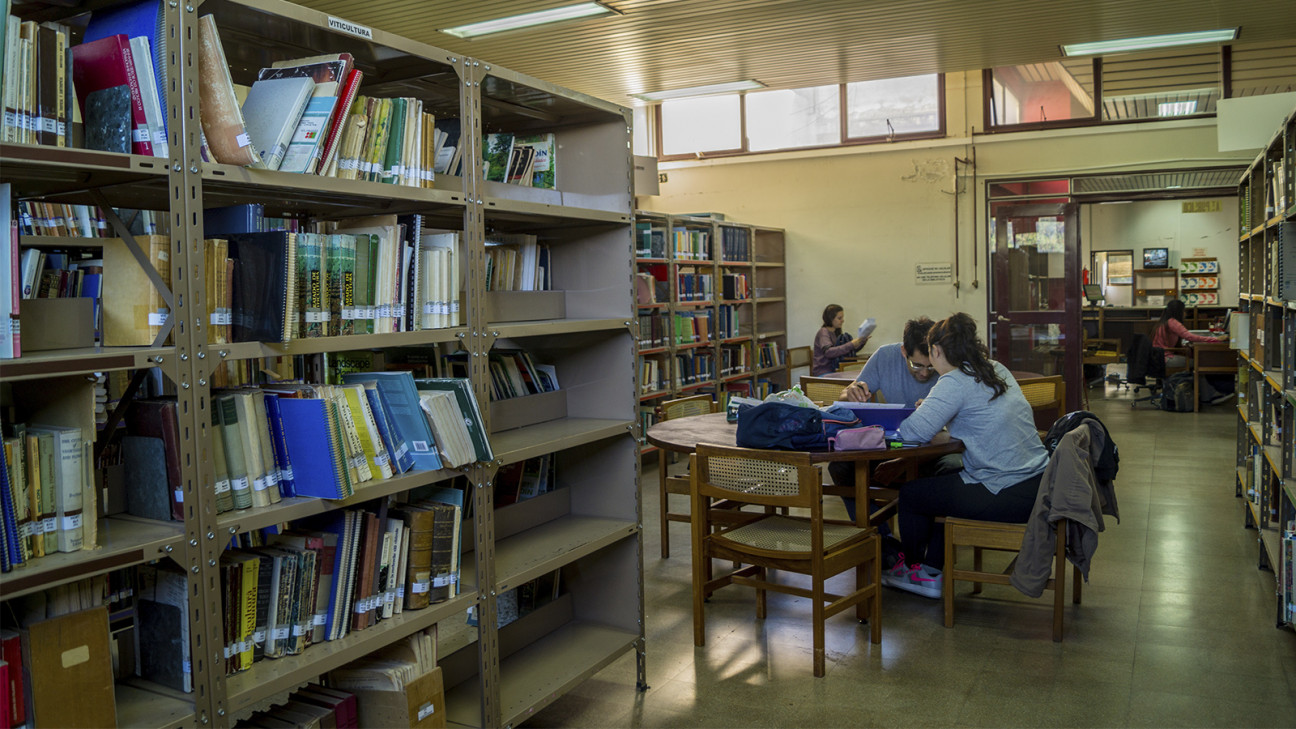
[341, 371, 442, 472]
[261, 393, 297, 498]
[277, 398, 348, 499]
[0, 442, 22, 571]
[203, 203, 265, 236]
[363, 384, 414, 475]
[84, 0, 167, 140]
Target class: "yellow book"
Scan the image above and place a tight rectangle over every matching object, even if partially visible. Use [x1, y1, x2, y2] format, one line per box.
[327, 386, 371, 485]
[23, 435, 44, 558]
[342, 384, 393, 480]
[237, 553, 259, 671]
[364, 97, 392, 182]
[332, 95, 367, 179]
[323, 397, 355, 498]
[231, 391, 271, 508]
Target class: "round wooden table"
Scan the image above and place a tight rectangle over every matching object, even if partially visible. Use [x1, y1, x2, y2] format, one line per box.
[645, 412, 963, 527]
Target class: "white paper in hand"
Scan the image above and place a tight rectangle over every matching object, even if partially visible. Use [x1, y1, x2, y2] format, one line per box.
[857, 317, 877, 339]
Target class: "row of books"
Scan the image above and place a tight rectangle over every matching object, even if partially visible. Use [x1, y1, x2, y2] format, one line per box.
[718, 226, 752, 262]
[236, 683, 360, 729]
[637, 311, 671, 348]
[485, 349, 558, 402]
[14, 248, 100, 302]
[757, 341, 786, 369]
[482, 132, 558, 189]
[216, 495, 461, 678]
[673, 351, 715, 387]
[721, 272, 751, 300]
[0, 422, 90, 572]
[719, 345, 752, 375]
[674, 228, 712, 260]
[635, 223, 667, 259]
[676, 272, 713, 301]
[484, 233, 551, 292]
[635, 272, 664, 306]
[493, 454, 556, 507]
[639, 358, 667, 395]
[717, 305, 742, 339]
[16, 202, 115, 238]
[673, 310, 714, 344]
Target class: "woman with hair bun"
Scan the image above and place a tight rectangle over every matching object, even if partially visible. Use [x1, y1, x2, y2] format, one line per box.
[882, 312, 1048, 599]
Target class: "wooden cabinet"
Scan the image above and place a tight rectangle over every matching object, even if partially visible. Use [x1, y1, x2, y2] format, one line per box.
[1132, 268, 1178, 307]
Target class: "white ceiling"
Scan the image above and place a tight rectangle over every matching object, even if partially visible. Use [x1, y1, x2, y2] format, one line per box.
[290, 0, 1296, 107]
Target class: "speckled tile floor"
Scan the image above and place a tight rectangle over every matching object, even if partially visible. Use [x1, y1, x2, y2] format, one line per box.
[523, 387, 1296, 728]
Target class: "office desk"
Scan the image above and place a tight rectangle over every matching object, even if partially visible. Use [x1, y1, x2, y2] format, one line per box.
[645, 412, 962, 528]
[1192, 341, 1234, 412]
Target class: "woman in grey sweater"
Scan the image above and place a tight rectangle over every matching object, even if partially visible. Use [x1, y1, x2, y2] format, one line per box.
[883, 312, 1049, 599]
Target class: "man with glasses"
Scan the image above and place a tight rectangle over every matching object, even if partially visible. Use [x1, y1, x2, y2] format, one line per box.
[832, 316, 957, 525]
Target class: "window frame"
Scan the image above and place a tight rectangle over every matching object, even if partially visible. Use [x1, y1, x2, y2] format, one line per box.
[653, 75, 945, 162]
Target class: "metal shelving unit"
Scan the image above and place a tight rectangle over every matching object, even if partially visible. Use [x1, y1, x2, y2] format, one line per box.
[1, 1, 642, 726]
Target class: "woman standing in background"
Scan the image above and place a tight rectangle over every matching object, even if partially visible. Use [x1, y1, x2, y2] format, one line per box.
[811, 304, 868, 376]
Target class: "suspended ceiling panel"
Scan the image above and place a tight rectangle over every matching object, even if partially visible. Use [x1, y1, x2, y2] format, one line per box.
[290, 0, 1296, 106]
[1072, 169, 1244, 196]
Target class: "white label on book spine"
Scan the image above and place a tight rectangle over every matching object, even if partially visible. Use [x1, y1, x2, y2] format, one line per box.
[132, 127, 150, 142]
[231, 476, 250, 493]
[19, 522, 31, 538]
[236, 133, 251, 148]
[291, 625, 305, 637]
[433, 574, 453, 588]
[377, 304, 391, 318]
[342, 306, 357, 320]
[266, 471, 279, 487]
[273, 626, 289, 641]
[253, 476, 268, 491]
[40, 117, 57, 133]
[411, 440, 430, 452]
[239, 640, 252, 653]
[397, 586, 405, 600]
[283, 466, 294, 481]
[384, 591, 395, 604]
[411, 580, 430, 594]
[353, 600, 366, 614]
[306, 310, 328, 323]
[328, 16, 374, 39]
[63, 513, 82, 530]
[417, 703, 435, 721]
[423, 303, 436, 314]
[214, 478, 231, 494]
[148, 312, 168, 326]
[42, 517, 57, 534]
[313, 612, 327, 626]
[223, 644, 232, 659]
[395, 443, 408, 460]
[374, 453, 389, 467]
[210, 312, 222, 326]
[58, 121, 66, 136]
[31, 519, 44, 535]
[253, 629, 266, 644]
[174, 488, 183, 503]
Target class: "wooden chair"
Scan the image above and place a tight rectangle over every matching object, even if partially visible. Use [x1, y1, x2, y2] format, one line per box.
[799, 375, 850, 406]
[1015, 375, 1065, 436]
[691, 445, 881, 676]
[656, 394, 718, 558]
[942, 517, 1082, 642]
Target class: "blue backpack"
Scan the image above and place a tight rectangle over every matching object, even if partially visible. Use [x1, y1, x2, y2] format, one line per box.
[735, 402, 860, 451]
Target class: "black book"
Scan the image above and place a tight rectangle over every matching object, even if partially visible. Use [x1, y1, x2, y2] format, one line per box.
[226, 232, 299, 343]
[84, 85, 132, 154]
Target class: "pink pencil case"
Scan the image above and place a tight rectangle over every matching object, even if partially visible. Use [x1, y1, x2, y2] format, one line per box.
[828, 424, 886, 451]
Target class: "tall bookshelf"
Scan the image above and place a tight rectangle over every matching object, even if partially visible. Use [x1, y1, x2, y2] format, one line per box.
[1234, 102, 1295, 631]
[0, 1, 643, 727]
[634, 212, 787, 453]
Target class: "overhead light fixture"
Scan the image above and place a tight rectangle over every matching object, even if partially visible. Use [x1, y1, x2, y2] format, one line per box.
[1060, 28, 1238, 56]
[441, 2, 615, 39]
[632, 80, 766, 102]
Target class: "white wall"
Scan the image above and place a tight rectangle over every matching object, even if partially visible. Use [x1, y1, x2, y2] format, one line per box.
[638, 71, 1255, 353]
[1082, 198, 1239, 303]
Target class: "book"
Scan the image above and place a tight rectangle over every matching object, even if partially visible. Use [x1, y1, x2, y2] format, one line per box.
[316, 68, 362, 175]
[342, 384, 393, 481]
[1, 186, 17, 359]
[361, 381, 414, 475]
[70, 34, 153, 156]
[124, 397, 185, 521]
[0, 629, 25, 728]
[22, 607, 118, 724]
[413, 378, 494, 462]
[857, 317, 877, 339]
[226, 231, 299, 343]
[216, 394, 253, 510]
[121, 435, 170, 521]
[101, 235, 171, 346]
[128, 35, 167, 157]
[196, 14, 258, 166]
[482, 132, 514, 183]
[513, 132, 557, 188]
[137, 564, 192, 692]
[83, 0, 168, 144]
[241, 76, 315, 171]
[341, 371, 443, 472]
[263, 56, 350, 174]
[210, 404, 235, 513]
[26, 425, 83, 553]
[261, 392, 297, 498]
[278, 397, 352, 499]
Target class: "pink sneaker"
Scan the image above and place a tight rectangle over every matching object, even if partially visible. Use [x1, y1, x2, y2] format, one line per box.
[883, 563, 942, 599]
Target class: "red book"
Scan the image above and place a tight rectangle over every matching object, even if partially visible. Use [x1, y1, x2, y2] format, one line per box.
[71, 34, 154, 156]
[315, 68, 363, 175]
[0, 629, 24, 728]
[0, 660, 9, 729]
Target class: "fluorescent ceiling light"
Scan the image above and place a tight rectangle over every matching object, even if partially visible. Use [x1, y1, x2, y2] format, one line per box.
[441, 3, 614, 39]
[1061, 28, 1237, 56]
[1158, 100, 1198, 116]
[632, 80, 766, 102]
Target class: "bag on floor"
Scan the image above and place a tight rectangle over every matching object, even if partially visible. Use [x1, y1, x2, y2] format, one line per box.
[1159, 372, 1194, 412]
[736, 402, 859, 451]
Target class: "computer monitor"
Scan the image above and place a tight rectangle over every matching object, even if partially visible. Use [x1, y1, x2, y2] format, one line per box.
[1143, 247, 1169, 269]
[1083, 284, 1104, 305]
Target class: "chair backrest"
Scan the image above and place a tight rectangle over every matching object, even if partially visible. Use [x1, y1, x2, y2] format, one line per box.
[786, 346, 812, 369]
[1125, 333, 1166, 384]
[1016, 375, 1065, 433]
[799, 375, 847, 406]
[694, 444, 819, 511]
[659, 394, 717, 421]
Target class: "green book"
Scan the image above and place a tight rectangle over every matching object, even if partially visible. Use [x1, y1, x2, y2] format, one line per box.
[217, 395, 252, 511]
[483, 132, 514, 183]
[295, 232, 327, 338]
[352, 233, 377, 335]
[380, 97, 406, 185]
[327, 234, 357, 336]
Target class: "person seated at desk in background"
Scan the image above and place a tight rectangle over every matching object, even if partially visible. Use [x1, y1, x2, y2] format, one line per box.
[830, 316, 956, 522]
[1151, 299, 1233, 404]
[883, 312, 1049, 600]
[811, 304, 869, 376]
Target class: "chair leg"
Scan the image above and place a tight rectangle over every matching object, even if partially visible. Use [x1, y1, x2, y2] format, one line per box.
[943, 526, 955, 629]
[1052, 524, 1066, 642]
[659, 451, 671, 559]
[755, 567, 767, 620]
[870, 538, 882, 643]
[1073, 563, 1082, 604]
[971, 546, 983, 595]
[813, 575, 826, 677]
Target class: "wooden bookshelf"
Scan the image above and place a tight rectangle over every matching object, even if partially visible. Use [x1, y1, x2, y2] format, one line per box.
[1, 1, 642, 727]
[633, 212, 787, 450]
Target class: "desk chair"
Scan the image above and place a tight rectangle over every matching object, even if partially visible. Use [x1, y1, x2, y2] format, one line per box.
[799, 375, 849, 406]
[1125, 333, 1168, 409]
[656, 394, 718, 558]
[691, 445, 882, 676]
[1015, 375, 1065, 436]
[786, 346, 812, 386]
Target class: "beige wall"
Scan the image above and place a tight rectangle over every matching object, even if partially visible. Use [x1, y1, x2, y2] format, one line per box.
[637, 71, 1254, 355]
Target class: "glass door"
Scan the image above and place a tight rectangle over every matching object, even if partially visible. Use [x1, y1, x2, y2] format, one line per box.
[989, 203, 1082, 411]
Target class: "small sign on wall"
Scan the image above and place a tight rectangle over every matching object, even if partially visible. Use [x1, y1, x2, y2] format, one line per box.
[1182, 200, 1222, 213]
[915, 262, 953, 285]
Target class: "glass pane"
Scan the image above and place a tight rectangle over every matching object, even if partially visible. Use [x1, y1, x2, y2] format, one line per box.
[846, 74, 941, 138]
[999, 215, 1067, 311]
[632, 106, 650, 156]
[1005, 323, 1066, 377]
[990, 60, 1095, 125]
[661, 95, 741, 156]
[1101, 48, 1219, 120]
[746, 86, 840, 151]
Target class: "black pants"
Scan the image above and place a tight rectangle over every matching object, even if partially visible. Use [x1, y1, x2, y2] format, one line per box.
[829, 453, 964, 523]
[897, 470, 1042, 570]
